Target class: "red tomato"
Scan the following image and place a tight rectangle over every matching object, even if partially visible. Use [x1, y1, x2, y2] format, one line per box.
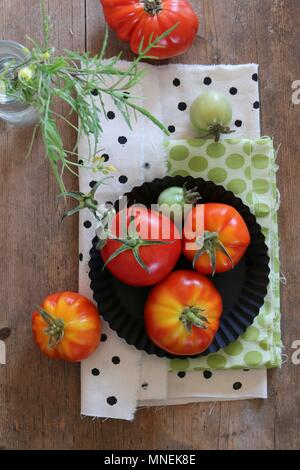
[100, 205, 182, 286]
[144, 270, 223, 355]
[32, 292, 101, 362]
[100, 0, 199, 60]
[183, 203, 251, 275]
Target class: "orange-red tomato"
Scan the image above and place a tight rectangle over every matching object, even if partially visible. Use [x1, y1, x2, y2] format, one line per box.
[183, 203, 251, 275]
[144, 270, 223, 355]
[100, 0, 199, 60]
[32, 292, 101, 362]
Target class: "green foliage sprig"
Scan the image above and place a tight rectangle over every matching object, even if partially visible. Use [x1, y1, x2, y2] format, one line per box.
[0, 2, 172, 202]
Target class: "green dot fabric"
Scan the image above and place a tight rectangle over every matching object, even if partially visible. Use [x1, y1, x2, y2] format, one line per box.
[166, 136, 282, 370]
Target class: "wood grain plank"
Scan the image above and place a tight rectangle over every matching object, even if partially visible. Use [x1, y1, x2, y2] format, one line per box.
[0, 0, 85, 450]
[1, 0, 300, 450]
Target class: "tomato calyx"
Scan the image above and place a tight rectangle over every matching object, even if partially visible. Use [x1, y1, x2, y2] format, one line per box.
[142, 0, 163, 15]
[199, 124, 235, 142]
[180, 306, 209, 333]
[61, 177, 112, 220]
[182, 183, 201, 205]
[102, 215, 173, 272]
[193, 231, 234, 276]
[37, 306, 65, 348]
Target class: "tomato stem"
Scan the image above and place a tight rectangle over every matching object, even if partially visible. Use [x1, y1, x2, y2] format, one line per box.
[180, 306, 209, 332]
[193, 231, 234, 276]
[37, 306, 65, 349]
[61, 177, 112, 221]
[142, 0, 162, 15]
[199, 124, 235, 142]
[183, 183, 201, 205]
[101, 214, 172, 272]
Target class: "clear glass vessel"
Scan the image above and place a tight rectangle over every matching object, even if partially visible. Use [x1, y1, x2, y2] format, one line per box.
[0, 40, 38, 127]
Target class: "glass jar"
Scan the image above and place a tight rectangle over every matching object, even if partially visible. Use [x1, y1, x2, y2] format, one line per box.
[0, 40, 38, 127]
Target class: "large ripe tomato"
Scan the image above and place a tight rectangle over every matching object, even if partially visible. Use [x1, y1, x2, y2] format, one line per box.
[32, 292, 101, 362]
[100, 205, 182, 286]
[183, 203, 251, 275]
[100, 0, 199, 60]
[144, 270, 223, 355]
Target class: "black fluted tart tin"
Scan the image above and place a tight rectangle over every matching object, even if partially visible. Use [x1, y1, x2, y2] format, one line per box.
[89, 176, 270, 359]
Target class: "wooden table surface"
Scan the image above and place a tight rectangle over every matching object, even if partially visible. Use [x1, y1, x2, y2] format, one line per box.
[1, 0, 300, 450]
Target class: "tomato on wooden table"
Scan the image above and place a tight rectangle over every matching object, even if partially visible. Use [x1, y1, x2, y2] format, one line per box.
[32, 292, 101, 362]
[100, 0, 199, 60]
[100, 205, 182, 286]
[183, 203, 251, 275]
[144, 270, 223, 355]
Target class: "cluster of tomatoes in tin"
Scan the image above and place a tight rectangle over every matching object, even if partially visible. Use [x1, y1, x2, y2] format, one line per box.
[99, 186, 250, 356]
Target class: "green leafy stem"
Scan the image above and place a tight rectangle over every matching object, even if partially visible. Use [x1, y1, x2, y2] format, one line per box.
[0, 1, 175, 218]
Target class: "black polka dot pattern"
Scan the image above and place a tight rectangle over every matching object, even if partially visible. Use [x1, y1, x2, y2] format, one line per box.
[119, 175, 128, 184]
[178, 102, 187, 111]
[233, 382, 242, 390]
[118, 136, 127, 145]
[107, 111, 115, 120]
[83, 220, 92, 229]
[78, 159, 83, 165]
[91, 89, 99, 96]
[112, 356, 120, 365]
[123, 91, 130, 99]
[203, 370, 213, 379]
[107, 396, 117, 406]
[204, 76, 212, 85]
[79, 69, 261, 407]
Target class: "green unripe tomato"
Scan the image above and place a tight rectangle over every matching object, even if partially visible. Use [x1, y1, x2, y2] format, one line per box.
[190, 91, 233, 141]
[158, 186, 186, 206]
[158, 185, 200, 221]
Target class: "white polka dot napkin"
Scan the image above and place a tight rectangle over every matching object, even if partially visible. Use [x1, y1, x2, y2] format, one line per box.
[79, 62, 267, 421]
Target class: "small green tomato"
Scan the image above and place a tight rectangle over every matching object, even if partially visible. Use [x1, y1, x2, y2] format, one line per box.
[190, 91, 234, 141]
[158, 184, 200, 221]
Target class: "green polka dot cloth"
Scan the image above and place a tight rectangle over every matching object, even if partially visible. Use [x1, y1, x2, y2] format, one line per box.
[166, 136, 282, 371]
